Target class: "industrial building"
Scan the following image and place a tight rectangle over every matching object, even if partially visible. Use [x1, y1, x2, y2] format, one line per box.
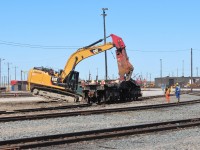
[155, 76, 200, 88]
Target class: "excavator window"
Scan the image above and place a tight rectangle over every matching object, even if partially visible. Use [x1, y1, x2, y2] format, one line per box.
[48, 69, 54, 76]
[59, 69, 63, 75]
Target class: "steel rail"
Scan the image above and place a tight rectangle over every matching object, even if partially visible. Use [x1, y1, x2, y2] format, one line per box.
[18, 103, 89, 111]
[1, 99, 200, 123]
[0, 94, 167, 115]
[4, 103, 90, 114]
[188, 92, 200, 96]
[1, 117, 200, 149]
[1, 92, 192, 115]
[0, 93, 33, 98]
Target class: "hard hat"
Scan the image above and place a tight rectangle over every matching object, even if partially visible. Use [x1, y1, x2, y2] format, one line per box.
[176, 83, 179, 85]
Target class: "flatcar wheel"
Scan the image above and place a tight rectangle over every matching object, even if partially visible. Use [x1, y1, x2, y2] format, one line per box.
[101, 94, 106, 102]
[84, 95, 90, 104]
[135, 96, 138, 101]
[87, 97, 91, 104]
[132, 96, 135, 101]
[97, 97, 101, 104]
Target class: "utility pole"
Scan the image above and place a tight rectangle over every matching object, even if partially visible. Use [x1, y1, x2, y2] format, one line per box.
[96, 68, 98, 81]
[21, 70, 23, 81]
[177, 68, 178, 77]
[146, 72, 148, 82]
[191, 48, 193, 92]
[24, 71, 26, 81]
[89, 70, 91, 81]
[150, 73, 151, 84]
[182, 60, 184, 77]
[14, 66, 17, 80]
[160, 59, 162, 88]
[21, 70, 23, 91]
[4, 76, 6, 87]
[196, 67, 198, 77]
[0, 58, 5, 87]
[7, 62, 12, 91]
[102, 8, 108, 80]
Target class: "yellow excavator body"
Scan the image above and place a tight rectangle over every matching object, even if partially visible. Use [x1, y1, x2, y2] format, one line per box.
[27, 69, 65, 91]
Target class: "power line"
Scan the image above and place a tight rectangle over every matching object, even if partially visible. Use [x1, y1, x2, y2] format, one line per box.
[0, 40, 81, 49]
[1, 39, 200, 53]
[127, 49, 191, 52]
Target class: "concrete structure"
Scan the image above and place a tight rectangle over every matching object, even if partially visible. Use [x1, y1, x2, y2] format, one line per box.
[155, 76, 200, 88]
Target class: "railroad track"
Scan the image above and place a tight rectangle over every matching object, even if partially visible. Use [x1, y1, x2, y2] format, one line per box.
[1, 117, 200, 149]
[0, 103, 90, 115]
[0, 94, 165, 115]
[0, 92, 33, 98]
[0, 90, 191, 99]
[0, 93, 181, 115]
[188, 91, 200, 96]
[1, 99, 200, 123]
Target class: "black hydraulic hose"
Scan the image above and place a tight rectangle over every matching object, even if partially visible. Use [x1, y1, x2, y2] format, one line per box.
[83, 39, 103, 49]
[83, 35, 111, 49]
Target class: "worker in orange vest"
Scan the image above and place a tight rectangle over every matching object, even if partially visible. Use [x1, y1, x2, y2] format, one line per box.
[165, 86, 171, 103]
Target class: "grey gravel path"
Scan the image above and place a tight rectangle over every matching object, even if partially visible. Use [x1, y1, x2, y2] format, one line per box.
[1, 94, 200, 142]
[38, 127, 200, 150]
[1, 93, 199, 115]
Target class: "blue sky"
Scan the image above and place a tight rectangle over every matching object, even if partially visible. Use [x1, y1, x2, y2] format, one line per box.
[0, 0, 200, 81]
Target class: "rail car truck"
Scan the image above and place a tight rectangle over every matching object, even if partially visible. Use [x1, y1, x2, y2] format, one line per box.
[28, 34, 141, 102]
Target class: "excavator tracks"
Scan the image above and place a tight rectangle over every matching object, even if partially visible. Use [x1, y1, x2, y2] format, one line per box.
[32, 85, 82, 102]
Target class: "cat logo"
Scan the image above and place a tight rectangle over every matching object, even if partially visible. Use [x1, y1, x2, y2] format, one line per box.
[51, 77, 58, 83]
[90, 48, 102, 54]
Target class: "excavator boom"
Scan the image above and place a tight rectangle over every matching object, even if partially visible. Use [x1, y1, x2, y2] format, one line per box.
[60, 34, 131, 82]
[61, 42, 113, 82]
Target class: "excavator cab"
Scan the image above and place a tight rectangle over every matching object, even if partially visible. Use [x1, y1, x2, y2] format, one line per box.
[64, 70, 79, 91]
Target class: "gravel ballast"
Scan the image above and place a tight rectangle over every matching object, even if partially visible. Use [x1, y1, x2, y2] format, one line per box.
[40, 127, 200, 150]
[1, 94, 200, 141]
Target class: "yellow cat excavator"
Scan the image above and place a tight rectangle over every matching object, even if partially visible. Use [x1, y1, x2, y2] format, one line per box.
[27, 34, 132, 102]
